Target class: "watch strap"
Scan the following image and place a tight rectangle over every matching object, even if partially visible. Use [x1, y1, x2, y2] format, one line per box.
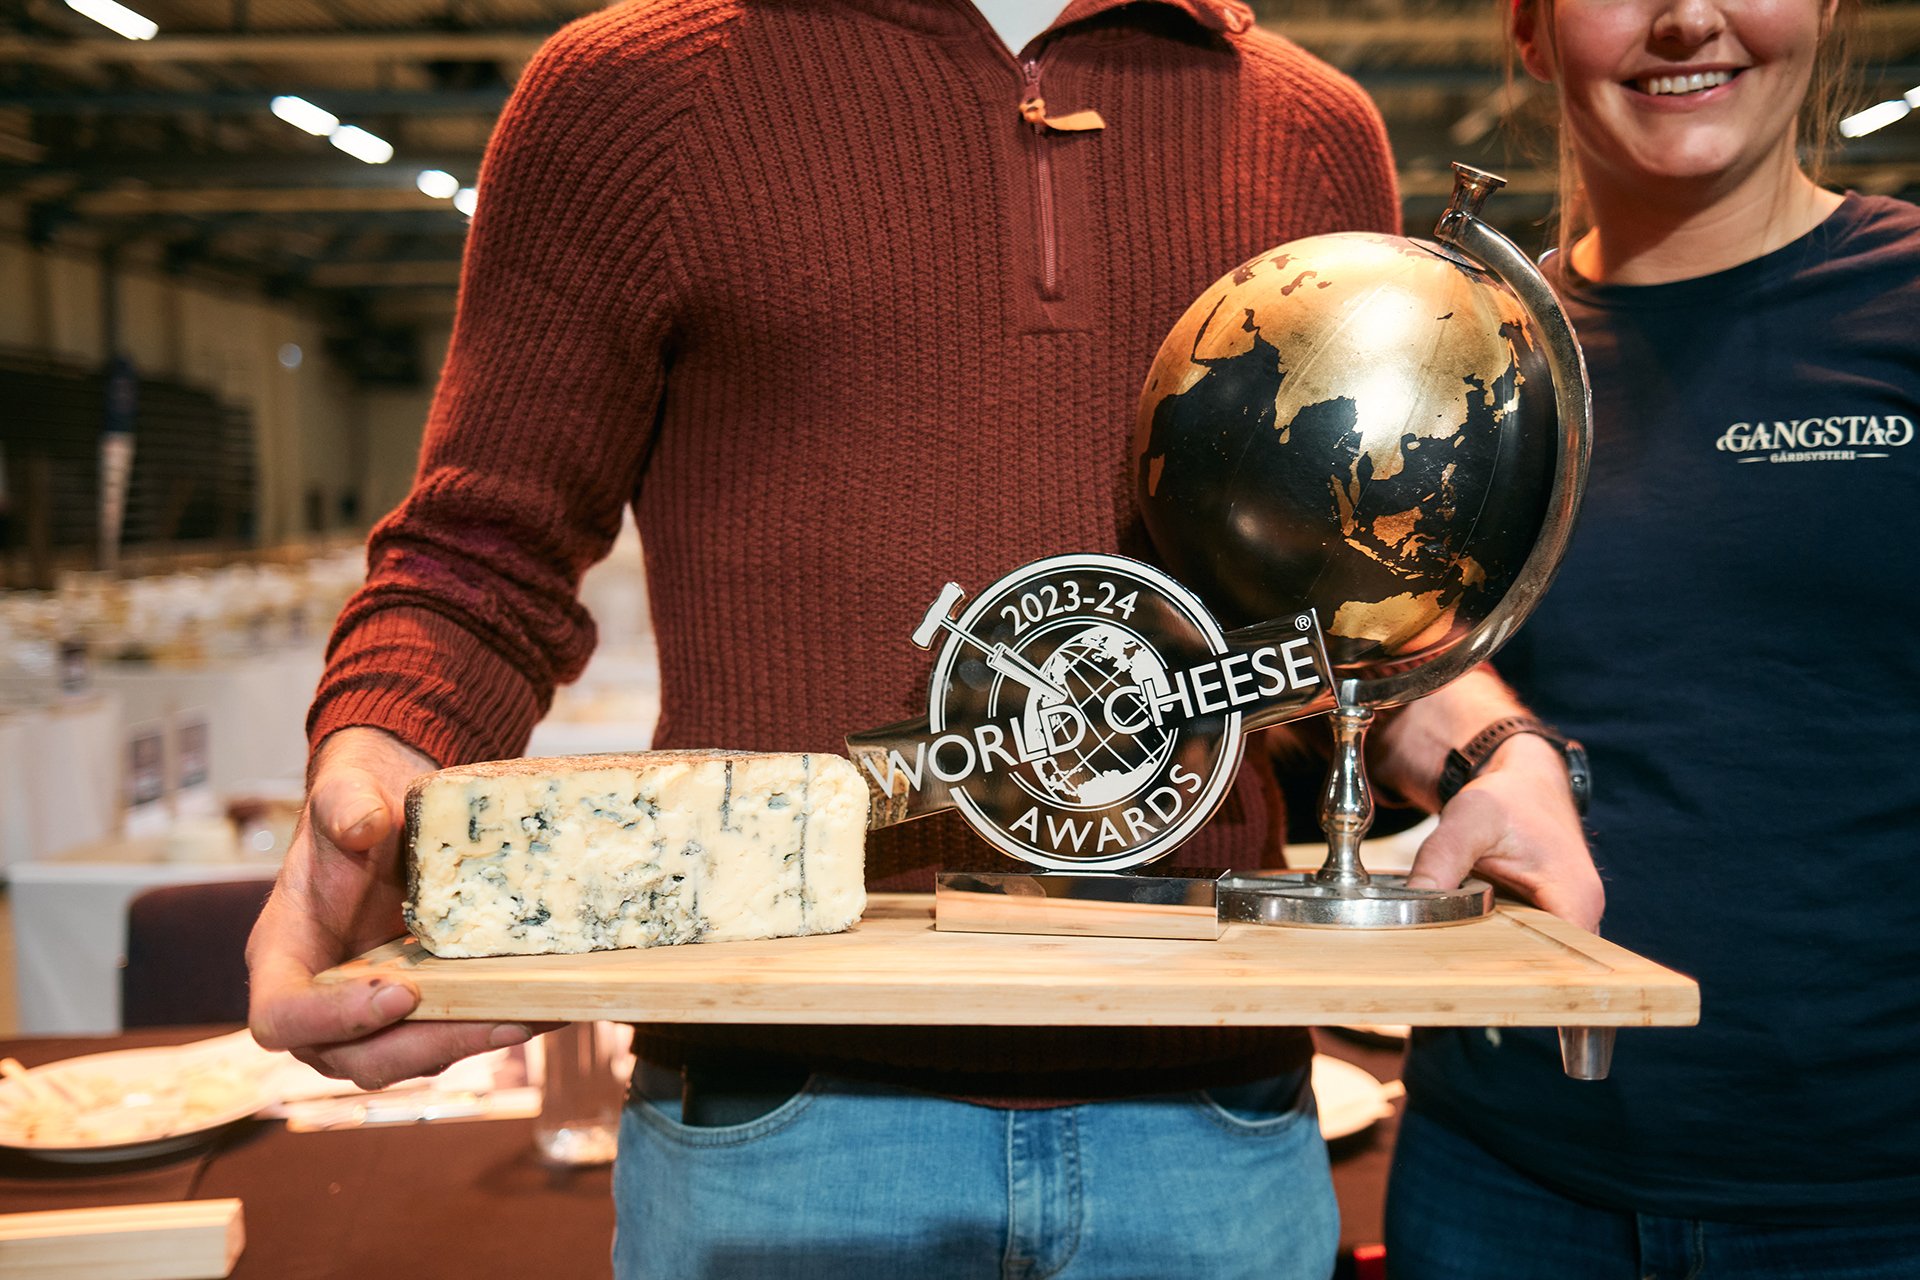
[1438, 716, 1589, 814]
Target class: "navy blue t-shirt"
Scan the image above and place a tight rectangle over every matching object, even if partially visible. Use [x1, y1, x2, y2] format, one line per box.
[1403, 193, 1920, 1222]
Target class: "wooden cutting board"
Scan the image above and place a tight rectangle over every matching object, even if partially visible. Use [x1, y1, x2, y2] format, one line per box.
[316, 894, 1698, 1028]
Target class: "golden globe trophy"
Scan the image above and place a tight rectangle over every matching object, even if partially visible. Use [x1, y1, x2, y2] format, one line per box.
[1135, 163, 1591, 929]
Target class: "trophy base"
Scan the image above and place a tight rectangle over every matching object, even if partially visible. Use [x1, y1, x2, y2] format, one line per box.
[934, 868, 1229, 940]
[1219, 871, 1494, 928]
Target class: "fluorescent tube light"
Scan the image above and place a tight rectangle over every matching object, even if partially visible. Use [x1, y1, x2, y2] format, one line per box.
[416, 169, 461, 200]
[1839, 100, 1911, 138]
[454, 188, 479, 217]
[330, 125, 394, 165]
[64, 0, 158, 40]
[270, 96, 339, 137]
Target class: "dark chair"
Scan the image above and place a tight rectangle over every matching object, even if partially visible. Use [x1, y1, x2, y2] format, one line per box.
[120, 879, 275, 1028]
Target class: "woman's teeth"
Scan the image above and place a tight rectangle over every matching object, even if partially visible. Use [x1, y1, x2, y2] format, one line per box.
[1637, 70, 1735, 96]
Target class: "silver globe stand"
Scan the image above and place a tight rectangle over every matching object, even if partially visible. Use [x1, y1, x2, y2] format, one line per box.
[1220, 681, 1492, 928]
[1219, 163, 1591, 932]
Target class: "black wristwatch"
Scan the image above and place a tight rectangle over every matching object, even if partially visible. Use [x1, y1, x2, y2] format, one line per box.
[1437, 716, 1590, 815]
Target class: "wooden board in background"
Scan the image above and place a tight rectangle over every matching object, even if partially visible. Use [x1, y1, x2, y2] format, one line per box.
[317, 893, 1698, 1028]
[0, 1199, 244, 1280]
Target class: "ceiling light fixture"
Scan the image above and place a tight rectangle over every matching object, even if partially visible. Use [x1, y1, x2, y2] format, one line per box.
[416, 169, 461, 199]
[270, 96, 394, 166]
[454, 188, 479, 217]
[329, 125, 395, 165]
[270, 95, 339, 137]
[64, 0, 158, 40]
[1839, 99, 1912, 138]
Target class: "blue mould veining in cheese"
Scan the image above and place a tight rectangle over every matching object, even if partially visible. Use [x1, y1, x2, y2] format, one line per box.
[403, 751, 868, 958]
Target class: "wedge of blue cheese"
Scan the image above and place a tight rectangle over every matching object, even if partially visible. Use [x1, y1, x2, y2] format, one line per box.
[403, 751, 868, 958]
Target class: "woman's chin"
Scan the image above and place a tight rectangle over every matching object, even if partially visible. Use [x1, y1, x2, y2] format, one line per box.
[1589, 138, 1773, 195]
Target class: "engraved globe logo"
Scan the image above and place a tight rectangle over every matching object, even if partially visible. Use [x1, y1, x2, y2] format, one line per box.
[1008, 620, 1177, 810]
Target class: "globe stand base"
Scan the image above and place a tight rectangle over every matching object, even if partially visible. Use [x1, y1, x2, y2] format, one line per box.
[1218, 871, 1494, 929]
[1239, 685, 1494, 927]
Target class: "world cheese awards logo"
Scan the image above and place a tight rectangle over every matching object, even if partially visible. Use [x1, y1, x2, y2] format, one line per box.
[848, 554, 1335, 871]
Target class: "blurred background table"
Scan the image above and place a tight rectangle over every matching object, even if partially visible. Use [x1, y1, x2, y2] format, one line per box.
[9, 840, 280, 1034]
[0, 695, 122, 871]
[0, 1027, 618, 1280]
[0, 1026, 1406, 1279]
[93, 646, 323, 798]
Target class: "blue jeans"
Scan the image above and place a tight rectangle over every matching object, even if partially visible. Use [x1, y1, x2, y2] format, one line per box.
[614, 1066, 1337, 1279]
[1386, 1108, 1920, 1280]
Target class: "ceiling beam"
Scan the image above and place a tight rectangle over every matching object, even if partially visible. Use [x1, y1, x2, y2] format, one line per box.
[0, 30, 551, 66]
[41, 209, 478, 237]
[71, 186, 465, 215]
[209, 212, 470, 236]
[2, 152, 487, 190]
[0, 134, 46, 163]
[0, 88, 512, 115]
[307, 259, 462, 287]
[365, 291, 459, 322]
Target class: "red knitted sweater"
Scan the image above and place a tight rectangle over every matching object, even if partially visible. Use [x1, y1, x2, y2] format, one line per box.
[312, 0, 1399, 1097]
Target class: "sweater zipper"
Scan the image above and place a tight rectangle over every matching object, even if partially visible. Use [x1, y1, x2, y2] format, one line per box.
[1021, 57, 1062, 301]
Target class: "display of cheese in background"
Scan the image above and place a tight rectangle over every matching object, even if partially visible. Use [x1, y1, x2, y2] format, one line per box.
[404, 751, 868, 958]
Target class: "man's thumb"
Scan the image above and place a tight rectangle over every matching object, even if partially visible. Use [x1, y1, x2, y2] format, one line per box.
[1404, 825, 1472, 894]
[308, 768, 397, 852]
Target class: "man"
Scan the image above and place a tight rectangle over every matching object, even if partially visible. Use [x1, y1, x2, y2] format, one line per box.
[247, 2, 1593, 1274]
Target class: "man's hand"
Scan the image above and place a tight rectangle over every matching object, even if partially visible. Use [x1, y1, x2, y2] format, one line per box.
[246, 726, 532, 1089]
[1402, 734, 1604, 933]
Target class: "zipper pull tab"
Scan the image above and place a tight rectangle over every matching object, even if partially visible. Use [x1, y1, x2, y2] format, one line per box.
[1018, 61, 1106, 133]
[1019, 100, 1107, 132]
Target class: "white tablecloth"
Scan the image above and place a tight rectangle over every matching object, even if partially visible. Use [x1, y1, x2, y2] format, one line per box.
[0, 695, 123, 871]
[9, 838, 281, 1034]
[94, 647, 324, 796]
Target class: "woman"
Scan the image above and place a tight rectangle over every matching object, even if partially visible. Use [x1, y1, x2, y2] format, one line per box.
[1384, 0, 1920, 1275]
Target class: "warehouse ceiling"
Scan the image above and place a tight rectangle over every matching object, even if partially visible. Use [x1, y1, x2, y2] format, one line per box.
[4, 0, 1919, 338]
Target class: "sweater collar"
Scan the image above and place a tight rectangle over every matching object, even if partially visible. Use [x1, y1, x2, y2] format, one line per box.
[837, 0, 1254, 41]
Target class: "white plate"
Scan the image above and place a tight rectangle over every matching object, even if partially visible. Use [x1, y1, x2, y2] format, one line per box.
[0, 1031, 286, 1161]
[1312, 1053, 1404, 1141]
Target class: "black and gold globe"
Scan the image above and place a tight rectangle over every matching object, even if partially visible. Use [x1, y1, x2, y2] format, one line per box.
[1135, 231, 1558, 677]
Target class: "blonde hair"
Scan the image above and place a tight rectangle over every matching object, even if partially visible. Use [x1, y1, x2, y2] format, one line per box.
[1508, 0, 1861, 257]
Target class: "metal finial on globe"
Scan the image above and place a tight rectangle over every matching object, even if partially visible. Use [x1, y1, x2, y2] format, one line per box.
[1134, 229, 1558, 681]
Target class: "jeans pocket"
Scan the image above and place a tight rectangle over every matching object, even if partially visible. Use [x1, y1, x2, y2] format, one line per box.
[627, 1067, 821, 1148]
[1194, 1065, 1316, 1135]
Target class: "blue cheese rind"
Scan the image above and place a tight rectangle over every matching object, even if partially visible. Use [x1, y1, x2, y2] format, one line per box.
[404, 751, 868, 959]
